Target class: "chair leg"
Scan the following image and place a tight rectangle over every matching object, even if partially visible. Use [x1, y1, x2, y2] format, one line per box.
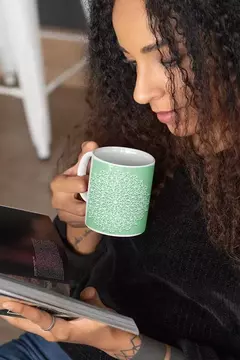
[0, 2, 17, 86]
[1, 0, 51, 159]
[80, 0, 90, 22]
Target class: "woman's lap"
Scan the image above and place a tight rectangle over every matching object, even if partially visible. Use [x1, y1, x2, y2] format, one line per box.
[0, 333, 110, 360]
[0, 333, 71, 360]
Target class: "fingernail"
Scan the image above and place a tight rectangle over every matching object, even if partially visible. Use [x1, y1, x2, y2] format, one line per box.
[2, 303, 14, 311]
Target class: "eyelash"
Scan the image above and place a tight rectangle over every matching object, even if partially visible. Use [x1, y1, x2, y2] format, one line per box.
[123, 58, 137, 69]
[123, 57, 179, 69]
[162, 58, 179, 69]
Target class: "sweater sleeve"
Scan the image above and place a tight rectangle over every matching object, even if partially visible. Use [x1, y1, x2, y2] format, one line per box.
[133, 336, 237, 360]
[53, 217, 108, 288]
[134, 337, 238, 360]
[178, 339, 237, 360]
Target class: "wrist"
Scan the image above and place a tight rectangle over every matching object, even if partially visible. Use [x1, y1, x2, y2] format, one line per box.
[67, 225, 102, 254]
[107, 332, 175, 360]
[107, 329, 142, 359]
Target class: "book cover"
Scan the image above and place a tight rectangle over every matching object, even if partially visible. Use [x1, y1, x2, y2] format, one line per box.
[0, 205, 139, 334]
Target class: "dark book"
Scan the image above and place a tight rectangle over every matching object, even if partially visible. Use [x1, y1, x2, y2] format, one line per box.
[0, 205, 138, 335]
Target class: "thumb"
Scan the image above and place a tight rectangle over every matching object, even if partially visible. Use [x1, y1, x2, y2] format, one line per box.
[81, 141, 99, 154]
[80, 287, 106, 308]
[64, 142, 99, 176]
[63, 163, 79, 176]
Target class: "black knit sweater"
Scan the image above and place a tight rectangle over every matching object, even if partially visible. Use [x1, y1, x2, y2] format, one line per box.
[56, 167, 240, 360]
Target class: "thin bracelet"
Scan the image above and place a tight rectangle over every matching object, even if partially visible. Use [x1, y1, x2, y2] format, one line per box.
[133, 336, 184, 360]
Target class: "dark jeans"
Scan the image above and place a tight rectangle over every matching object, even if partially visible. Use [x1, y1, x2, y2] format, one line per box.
[0, 333, 71, 360]
[0, 333, 112, 360]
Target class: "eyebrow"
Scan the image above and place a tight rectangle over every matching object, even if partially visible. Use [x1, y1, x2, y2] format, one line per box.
[119, 39, 168, 55]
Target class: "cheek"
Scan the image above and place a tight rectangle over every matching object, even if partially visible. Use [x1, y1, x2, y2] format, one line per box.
[167, 59, 197, 137]
[173, 56, 194, 107]
[183, 114, 198, 136]
[166, 66, 186, 106]
[168, 106, 198, 137]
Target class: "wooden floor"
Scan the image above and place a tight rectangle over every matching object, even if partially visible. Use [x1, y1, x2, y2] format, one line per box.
[0, 33, 89, 344]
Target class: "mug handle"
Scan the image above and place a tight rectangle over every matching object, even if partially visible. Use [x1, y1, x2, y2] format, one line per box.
[77, 151, 93, 202]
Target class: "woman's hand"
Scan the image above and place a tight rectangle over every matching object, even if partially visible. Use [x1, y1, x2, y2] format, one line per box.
[51, 141, 102, 254]
[0, 288, 141, 359]
[51, 141, 99, 228]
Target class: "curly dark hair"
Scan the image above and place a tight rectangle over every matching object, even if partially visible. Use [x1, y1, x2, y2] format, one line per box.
[84, 0, 240, 261]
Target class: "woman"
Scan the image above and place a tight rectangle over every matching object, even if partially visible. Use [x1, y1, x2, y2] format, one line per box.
[0, 0, 240, 359]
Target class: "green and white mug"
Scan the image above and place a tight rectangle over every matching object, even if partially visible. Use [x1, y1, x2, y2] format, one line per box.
[77, 147, 155, 237]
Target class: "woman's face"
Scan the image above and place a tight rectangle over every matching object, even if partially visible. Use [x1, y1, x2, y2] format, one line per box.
[112, 0, 198, 137]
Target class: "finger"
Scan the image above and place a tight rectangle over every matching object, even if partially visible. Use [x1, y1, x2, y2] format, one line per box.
[0, 314, 49, 336]
[0, 298, 41, 309]
[64, 166, 78, 176]
[81, 141, 98, 154]
[65, 161, 92, 177]
[0, 296, 16, 306]
[64, 142, 98, 176]
[0, 304, 54, 340]
[57, 210, 85, 227]
[52, 193, 86, 216]
[2, 302, 52, 327]
[80, 142, 98, 174]
[1, 302, 70, 342]
[80, 288, 106, 309]
[51, 175, 88, 194]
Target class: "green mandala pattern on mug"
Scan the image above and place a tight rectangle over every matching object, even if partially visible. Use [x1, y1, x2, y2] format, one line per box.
[88, 169, 151, 233]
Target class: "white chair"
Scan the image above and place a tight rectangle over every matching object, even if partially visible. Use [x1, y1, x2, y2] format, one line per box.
[0, 0, 88, 159]
[80, 0, 90, 22]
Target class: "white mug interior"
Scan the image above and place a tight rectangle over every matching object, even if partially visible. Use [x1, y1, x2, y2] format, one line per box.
[92, 147, 155, 167]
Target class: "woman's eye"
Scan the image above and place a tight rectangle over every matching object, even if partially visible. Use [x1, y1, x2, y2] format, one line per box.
[161, 57, 179, 69]
[123, 58, 137, 69]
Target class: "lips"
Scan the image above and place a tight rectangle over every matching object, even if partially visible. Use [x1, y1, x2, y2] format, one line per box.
[156, 110, 176, 124]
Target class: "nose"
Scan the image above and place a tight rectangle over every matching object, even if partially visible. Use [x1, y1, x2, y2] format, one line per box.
[133, 65, 166, 105]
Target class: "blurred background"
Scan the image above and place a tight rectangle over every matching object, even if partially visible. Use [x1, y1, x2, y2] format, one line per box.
[0, 0, 90, 343]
